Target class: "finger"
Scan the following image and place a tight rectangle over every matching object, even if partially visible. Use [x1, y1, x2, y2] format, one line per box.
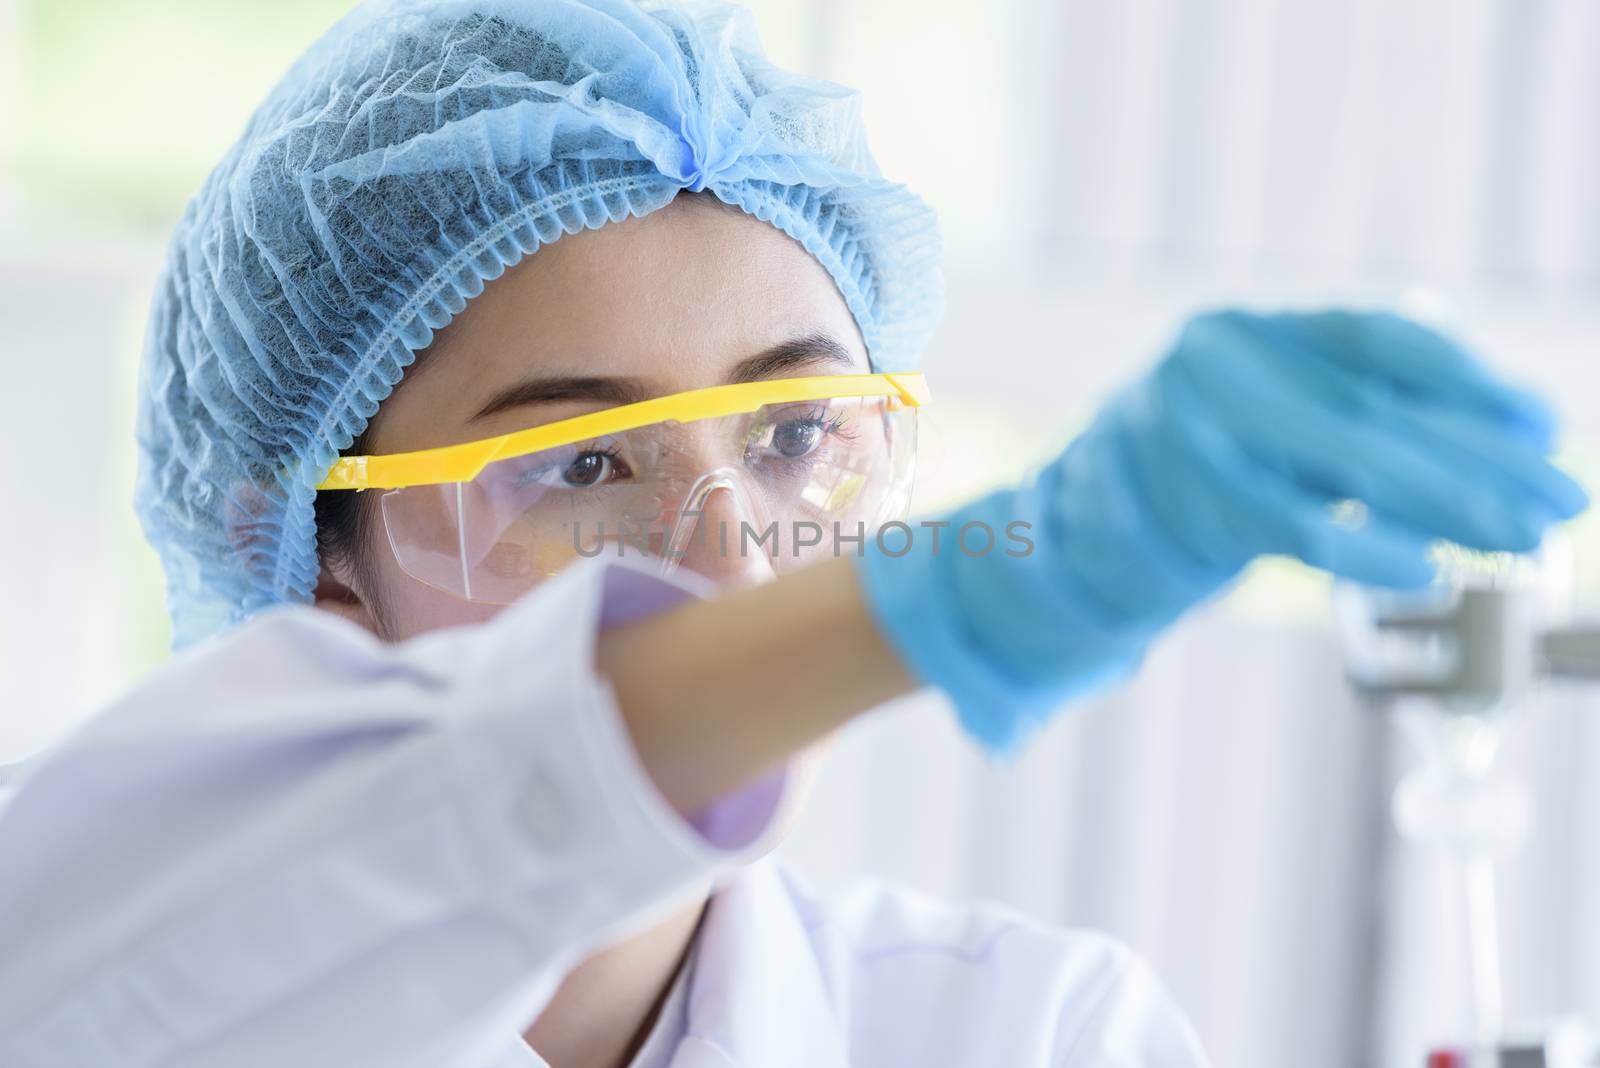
[1394, 403, 1589, 520]
[1280, 311, 1559, 437]
[1183, 326, 1583, 521]
[1274, 491, 1442, 589]
[1165, 354, 1550, 553]
[1227, 353, 1587, 533]
[1137, 386, 1441, 586]
[1237, 311, 1559, 455]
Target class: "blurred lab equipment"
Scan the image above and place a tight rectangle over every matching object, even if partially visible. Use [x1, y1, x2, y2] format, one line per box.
[1336, 542, 1600, 1067]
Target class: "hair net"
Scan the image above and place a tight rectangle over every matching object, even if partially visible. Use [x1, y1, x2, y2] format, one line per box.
[136, 0, 943, 647]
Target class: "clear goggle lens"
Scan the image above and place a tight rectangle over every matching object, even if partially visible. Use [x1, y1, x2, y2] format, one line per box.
[379, 395, 917, 602]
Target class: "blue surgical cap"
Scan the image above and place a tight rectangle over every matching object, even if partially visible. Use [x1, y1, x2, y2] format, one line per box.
[136, 0, 943, 647]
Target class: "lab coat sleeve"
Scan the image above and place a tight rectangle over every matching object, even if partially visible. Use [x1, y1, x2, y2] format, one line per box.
[0, 557, 790, 1068]
[1051, 935, 1211, 1067]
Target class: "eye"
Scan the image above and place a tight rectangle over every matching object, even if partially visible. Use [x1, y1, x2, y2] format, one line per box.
[523, 447, 630, 489]
[562, 451, 613, 487]
[772, 418, 825, 459]
[752, 409, 864, 470]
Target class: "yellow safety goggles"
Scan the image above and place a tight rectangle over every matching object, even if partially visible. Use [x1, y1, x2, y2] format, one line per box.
[318, 372, 929, 601]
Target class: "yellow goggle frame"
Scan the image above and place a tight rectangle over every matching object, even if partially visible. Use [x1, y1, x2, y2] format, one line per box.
[317, 372, 931, 491]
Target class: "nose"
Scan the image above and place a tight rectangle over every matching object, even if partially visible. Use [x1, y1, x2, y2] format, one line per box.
[662, 474, 778, 591]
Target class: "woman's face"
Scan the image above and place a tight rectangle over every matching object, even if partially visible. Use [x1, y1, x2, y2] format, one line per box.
[320, 192, 871, 640]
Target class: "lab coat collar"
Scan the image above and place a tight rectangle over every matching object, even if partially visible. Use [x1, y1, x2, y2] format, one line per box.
[670, 858, 848, 1068]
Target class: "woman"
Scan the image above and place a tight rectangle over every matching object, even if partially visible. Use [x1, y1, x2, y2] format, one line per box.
[0, 2, 1583, 1065]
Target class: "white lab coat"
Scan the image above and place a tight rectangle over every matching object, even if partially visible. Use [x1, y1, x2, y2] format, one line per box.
[0, 558, 1209, 1067]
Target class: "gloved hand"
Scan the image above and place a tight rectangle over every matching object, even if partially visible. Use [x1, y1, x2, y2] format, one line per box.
[855, 309, 1589, 753]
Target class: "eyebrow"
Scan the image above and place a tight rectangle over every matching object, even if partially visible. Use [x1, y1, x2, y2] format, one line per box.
[470, 332, 858, 422]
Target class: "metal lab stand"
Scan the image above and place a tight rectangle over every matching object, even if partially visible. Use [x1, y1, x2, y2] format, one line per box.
[1336, 571, 1600, 1068]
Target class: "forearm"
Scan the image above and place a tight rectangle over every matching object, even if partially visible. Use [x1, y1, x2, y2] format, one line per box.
[597, 555, 916, 816]
[0, 564, 780, 1067]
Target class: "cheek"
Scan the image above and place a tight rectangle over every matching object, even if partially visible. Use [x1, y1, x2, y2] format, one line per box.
[365, 536, 504, 640]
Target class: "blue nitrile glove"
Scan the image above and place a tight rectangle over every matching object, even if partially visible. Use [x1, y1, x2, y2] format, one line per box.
[856, 309, 1590, 753]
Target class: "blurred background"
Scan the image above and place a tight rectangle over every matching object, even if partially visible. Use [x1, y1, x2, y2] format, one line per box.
[2, 0, 1598, 1065]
